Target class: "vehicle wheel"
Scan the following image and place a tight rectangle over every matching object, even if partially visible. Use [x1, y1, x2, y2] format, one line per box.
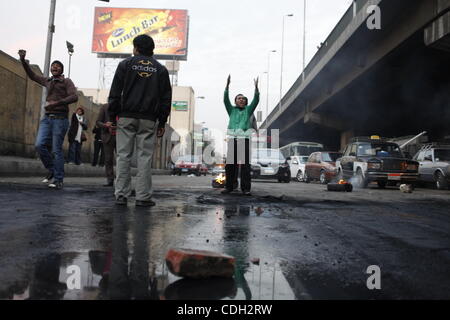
[377, 181, 387, 189]
[304, 171, 311, 183]
[435, 171, 448, 190]
[319, 170, 327, 185]
[284, 177, 291, 183]
[178, 172, 182, 176]
[203, 172, 207, 176]
[296, 170, 303, 182]
[196, 171, 201, 177]
[355, 169, 368, 188]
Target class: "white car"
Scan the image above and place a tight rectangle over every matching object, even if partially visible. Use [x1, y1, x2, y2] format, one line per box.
[287, 156, 309, 182]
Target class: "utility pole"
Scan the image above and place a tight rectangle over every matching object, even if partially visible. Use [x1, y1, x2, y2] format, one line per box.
[40, 0, 56, 119]
[279, 14, 293, 113]
[302, 0, 307, 81]
[266, 50, 276, 120]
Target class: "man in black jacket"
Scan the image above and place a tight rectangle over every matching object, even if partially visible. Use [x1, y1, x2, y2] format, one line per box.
[108, 35, 172, 207]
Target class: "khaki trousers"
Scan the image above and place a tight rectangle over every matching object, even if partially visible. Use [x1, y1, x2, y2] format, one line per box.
[115, 117, 157, 201]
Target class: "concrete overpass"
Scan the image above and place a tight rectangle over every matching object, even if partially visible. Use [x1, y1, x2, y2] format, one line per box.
[261, 0, 450, 150]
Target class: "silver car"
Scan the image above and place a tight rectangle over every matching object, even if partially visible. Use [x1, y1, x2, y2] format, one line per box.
[413, 145, 450, 190]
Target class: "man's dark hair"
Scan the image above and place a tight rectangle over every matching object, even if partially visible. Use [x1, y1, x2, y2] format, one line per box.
[51, 60, 64, 74]
[133, 35, 155, 56]
[235, 94, 248, 105]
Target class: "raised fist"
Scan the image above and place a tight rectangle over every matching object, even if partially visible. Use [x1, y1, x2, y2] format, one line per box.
[18, 49, 26, 61]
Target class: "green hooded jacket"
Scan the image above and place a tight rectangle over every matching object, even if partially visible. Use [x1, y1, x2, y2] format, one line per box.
[224, 89, 260, 138]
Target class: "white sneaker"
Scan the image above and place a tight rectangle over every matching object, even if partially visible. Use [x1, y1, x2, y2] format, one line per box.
[48, 181, 63, 189]
[42, 172, 54, 184]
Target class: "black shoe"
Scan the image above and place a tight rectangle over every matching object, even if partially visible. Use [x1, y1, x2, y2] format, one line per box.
[42, 172, 54, 184]
[221, 189, 233, 194]
[48, 181, 63, 190]
[135, 200, 156, 207]
[115, 196, 127, 206]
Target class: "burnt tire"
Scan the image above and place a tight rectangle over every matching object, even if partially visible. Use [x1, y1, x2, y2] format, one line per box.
[435, 171, 448, 190]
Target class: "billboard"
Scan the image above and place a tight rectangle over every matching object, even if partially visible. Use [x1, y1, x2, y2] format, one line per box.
[92, 7, 189, 60]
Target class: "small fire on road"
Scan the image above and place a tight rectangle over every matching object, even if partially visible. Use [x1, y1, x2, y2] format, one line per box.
[212, 173, 226, 188]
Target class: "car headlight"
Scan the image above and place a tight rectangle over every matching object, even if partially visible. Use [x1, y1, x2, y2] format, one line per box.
[368, 162, 381, 170]
[407, 164, 418, 171]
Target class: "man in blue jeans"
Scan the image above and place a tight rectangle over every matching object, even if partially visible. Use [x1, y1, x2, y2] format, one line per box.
[19, 49, 78, 189]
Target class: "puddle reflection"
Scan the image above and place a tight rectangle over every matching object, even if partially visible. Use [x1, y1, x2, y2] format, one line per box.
[4, 204, 296, 300]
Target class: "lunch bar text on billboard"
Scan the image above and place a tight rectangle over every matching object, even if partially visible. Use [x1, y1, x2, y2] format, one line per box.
[92, 7, 189, 60]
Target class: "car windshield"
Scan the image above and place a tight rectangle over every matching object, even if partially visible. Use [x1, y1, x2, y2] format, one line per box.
[292, 146, 323, 156]
[253, 149, 285, 161]
[322, 153, 342, 162]
[299, 156, 309, 164]
[357, 143, 403, 158]
[435, 149, 450, 161]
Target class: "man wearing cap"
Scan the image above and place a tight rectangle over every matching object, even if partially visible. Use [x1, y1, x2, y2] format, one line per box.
[18, 49, 78, 189]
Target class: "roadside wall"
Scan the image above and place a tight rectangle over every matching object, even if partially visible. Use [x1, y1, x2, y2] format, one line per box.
[0, 50, 173, 168]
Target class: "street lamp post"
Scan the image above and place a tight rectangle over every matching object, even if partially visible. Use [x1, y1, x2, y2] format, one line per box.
[66, 41, 74, 78]
[279, 14, 294, 113]
[40, 0, 56, 119]
[171, 47, 187, 87]
[266, 50, 277, 120]
[41, 0, 107, 118]
[302, 0, 307, 80]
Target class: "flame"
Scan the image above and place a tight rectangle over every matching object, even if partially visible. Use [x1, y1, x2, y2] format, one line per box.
[338, 180, 347, 185]
[215, 173, 226, 184]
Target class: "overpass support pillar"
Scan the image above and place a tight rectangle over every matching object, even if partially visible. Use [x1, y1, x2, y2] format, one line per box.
[340, 130, 354, 151]
[424, 4, 450, 52]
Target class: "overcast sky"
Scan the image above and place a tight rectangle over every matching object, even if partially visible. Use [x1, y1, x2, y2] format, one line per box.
[1, 0, 353, 138]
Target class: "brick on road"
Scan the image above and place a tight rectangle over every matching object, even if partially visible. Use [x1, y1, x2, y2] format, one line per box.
[165, 248, 236, 279]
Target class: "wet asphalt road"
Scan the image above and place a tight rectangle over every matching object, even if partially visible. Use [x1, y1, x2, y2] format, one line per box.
[0, 175, 449, 300]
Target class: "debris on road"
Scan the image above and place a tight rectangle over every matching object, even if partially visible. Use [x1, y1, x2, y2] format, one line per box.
[260, 195, 285, 201]
[400, 184, 414, 193]
[196, 194, 225, 205]
[255, 207, 264, 215]
[165, 248, 235, 279]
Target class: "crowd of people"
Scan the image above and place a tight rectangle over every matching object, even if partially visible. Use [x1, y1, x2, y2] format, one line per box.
[18, 33, 259, 204]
